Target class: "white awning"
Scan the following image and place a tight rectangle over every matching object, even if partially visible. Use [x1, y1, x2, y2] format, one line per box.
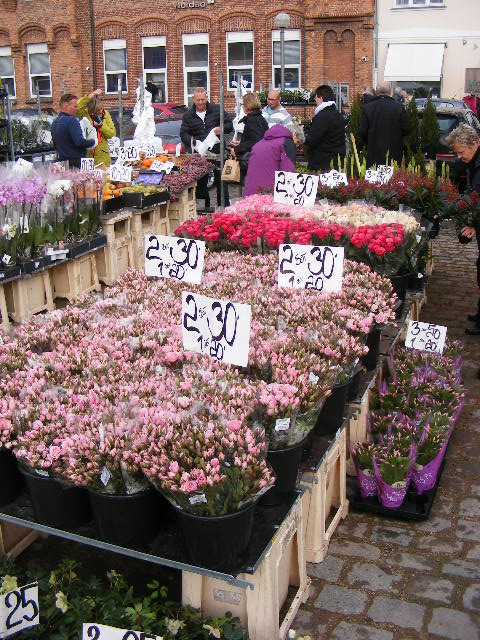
[384, 43, 445, 82]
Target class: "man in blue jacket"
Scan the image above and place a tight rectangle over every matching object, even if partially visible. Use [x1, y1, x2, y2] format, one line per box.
[51, 93, 95, 168]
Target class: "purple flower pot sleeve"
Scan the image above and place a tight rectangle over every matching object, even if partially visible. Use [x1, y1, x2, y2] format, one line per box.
[372, 456, 414, 509]
[412, 437, 448, 494]
[349, 444, 377, 500]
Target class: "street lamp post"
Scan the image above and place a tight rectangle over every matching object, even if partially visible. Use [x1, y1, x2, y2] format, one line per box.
[274, 12, 291, 93]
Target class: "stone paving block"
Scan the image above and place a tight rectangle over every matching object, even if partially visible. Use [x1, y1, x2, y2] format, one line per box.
[313, 584, 368, 614]
[443, 559, 480, 580]
[371, 525, 414, 547]
[307, 555, 344, 582]
[428, 607, 479, 640]
[417, 537, 464, 555]
[329, 540, 381, 560]
[455, 460, 480, 476]
[367, 596, 425, 631]
[387, 551, 436, 571]
[434, 496, 455, 517]
[331, 621, 394, 640]
[460, 498, 480, 519]
[405, 575, 456, 604]
[440, 475, 466, 493]
[457, 519, 480, 542]
[463, 584, 480, 612]
[336, 520, 369, 539]
[467, 545, 480, 560]
[471, 485, 480, 498]
[346, 562, 402, 591]
[415, 516, 452, 534]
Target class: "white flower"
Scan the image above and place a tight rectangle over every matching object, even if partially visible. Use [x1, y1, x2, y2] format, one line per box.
[55, 591, 68, 613]
[48, 179, 72, 198]
[164, 618, 185, 636]
[2, 223, 16, 240]
[0, 575, 18, 595]
[203, 624, 221, 638]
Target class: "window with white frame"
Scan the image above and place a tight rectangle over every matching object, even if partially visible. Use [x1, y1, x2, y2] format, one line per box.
[142, 36, 167, 102]
[183, 33, 209, 105]
[272, 29, 301, 89]
[227, 32, 253, 92]
[0, 46, 15, 98]
[394, 0, 444, 7]
[103, 39, 127, 94]
[27, 43, 51, 97]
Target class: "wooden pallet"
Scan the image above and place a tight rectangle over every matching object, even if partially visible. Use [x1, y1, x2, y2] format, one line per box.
[182, 496, 310, 640]
[50, 253, 101, 301]
[300, 428, 349, 563]
[169, 183, 197, 233]
[0, 284, 9, 331]
[3, 271, 55, 323]
[0, 521, 40, 558]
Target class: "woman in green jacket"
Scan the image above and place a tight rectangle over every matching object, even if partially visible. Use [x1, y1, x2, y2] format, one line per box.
[77, 88, 116, 166]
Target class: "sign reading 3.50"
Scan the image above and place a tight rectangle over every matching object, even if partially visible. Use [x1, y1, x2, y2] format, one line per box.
[274, 171, 319, 208]
[182, 292, 251, 367]
[278, 244, 344, 292]
[145, 236, 205, 284]
[0, 583, 39, 638]
[405, 321, 447, 355]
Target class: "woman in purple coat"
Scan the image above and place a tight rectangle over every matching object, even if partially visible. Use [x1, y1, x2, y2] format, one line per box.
[243, 124, 304, 196]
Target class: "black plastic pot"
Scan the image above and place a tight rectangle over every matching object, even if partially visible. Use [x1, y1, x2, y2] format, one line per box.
[362, 327, 382, 371]
[316, 379, 350, 436]
[0, 265, 21, 284]
[262, 435, 307, 505]
[20, 257, 45, 275]
[408, 272, 426, 290]
[389, 271, 409, 318]
[0, 449, 24, 506]
[89, 234, 107, 252]
[19, 466, 91, 529]
[347, 368, 362, 402]
[88, 487, 162, 546]
[69, 239, 91, 259]
[174, 501, 256, 572]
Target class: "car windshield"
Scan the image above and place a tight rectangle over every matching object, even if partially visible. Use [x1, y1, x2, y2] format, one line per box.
[436, 115, 460, 134]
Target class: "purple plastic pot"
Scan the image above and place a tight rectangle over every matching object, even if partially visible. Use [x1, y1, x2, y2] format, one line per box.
[372, 457, 414, 509]
[412, 437, 449, 494]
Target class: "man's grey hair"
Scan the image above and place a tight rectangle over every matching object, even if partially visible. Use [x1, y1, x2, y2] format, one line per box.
[289, 123, 305, 144]
[193, 87, 207, 95]
[445, 123, 480, 149]
[376, 82, 392, 96]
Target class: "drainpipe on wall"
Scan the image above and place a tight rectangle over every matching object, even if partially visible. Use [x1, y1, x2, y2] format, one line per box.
[89, 0, 97, 89]
[373, 0, 378, 89]
[303, 23, 307, 120]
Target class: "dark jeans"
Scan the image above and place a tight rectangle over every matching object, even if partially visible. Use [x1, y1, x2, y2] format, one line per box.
[197, 170, 230, 208]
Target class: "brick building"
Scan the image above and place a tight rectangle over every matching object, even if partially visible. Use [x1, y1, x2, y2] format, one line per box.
[0, 0, 374, 111]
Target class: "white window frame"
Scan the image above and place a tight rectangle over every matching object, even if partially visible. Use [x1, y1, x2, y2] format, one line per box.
[142, 36, 167, 102]
[103, 39, 128, 95]
[27, 43, 51, 98]
[226, 31, 253, 92]
[393, 0, 445, 7]
[0, 46, 15, 98]
[272, 29, 301, 90]
[183, 33, 209, 105]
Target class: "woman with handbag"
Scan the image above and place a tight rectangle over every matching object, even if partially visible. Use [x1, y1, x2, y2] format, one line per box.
[77, 89, 116, 167]
[230, 93, 268, 181]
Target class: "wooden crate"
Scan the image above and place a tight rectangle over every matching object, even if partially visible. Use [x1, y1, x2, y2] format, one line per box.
[101, 210, 132, 244]
[50, 253, 101, 301]
[3, 271, 55, 323]
[131, 202, 170, 237]
[300, 428, 349, 563]
[96, 240, 134, 287]
[182, 495, 310, 640]
[169, 183, 197, 233]
[0, 521, 40, 558]
[0, 284, 9, 331]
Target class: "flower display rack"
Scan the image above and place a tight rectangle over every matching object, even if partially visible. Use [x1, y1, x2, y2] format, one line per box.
[182, 492, 310, 640]
[299, 424, 349, 563]
[0, 521, 40, 558]
[168, 182, 197, 233]
[0, 284, 10, 330]
[97, 210, 134, 286]
[3, 270, 55, 324]
[50, 252, 101, 302]
[131, 203, 171, 272]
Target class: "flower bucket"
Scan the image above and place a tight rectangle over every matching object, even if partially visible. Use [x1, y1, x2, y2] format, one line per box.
[347, 368, 362, 402]
[88, 487, 163, 546]
[315, 379, 350, 435]
[174, 500, 256, 572]
[0, 449, 24, 506]
[389, 271, 409, 318]
[372, 457, 413, 509]
[349, 445, 377, 499]
[412, 433, 449, 495]
[262, 435, 307, 505]
[19, 466, 91, 529]
[361, 327, 382, 371]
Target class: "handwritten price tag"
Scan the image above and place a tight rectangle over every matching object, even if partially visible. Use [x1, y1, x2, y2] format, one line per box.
[405, 321, 447, 355]
[319, 170, 348, 188]
[82, 623, 161, 640]
[117, 146, 140, 162]
[145, 236, 205, 284]
[182, 292, 251, 367]
[81, 158, 95, 171]
[365, 165, 393, 185]
[107, 137, 121, 157]
[0, 583, 39, 638]
[278, 244, 344, 292]
[110, 164, 132, 183]
[274, 171, 319, 208]
[140, 143, 156, 158]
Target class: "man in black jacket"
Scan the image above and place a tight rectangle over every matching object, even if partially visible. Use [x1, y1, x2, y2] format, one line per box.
[180, 87, 233, 209]
[306, 85, 346, 172]
[360, 82, 411, 167]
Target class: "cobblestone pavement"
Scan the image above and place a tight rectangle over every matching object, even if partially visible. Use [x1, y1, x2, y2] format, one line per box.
[292, 223, 480, 640]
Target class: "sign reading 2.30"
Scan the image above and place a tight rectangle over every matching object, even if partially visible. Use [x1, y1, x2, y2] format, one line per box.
[145, 236, 205, 284]
[278, 244, 344, 292]
[274, 171, 319, 208]
[182, 292, 251, 367]
[83, 622, 161, 640]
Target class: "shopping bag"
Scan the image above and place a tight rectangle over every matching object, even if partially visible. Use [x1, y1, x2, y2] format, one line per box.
[221, 158, 241, 183]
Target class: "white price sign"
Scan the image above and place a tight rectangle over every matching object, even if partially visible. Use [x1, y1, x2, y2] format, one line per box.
[365, 165, 393, 185]
[145, 236, 205, 284]
[278, 244, 344, 292]
[140, 144, 156, 158]
[110, 165, 132, 183]
[182, 292, 251, 367]
[0, 583, 39, 638]
[117, 146, 140, 162]
[274, 171, 319, 208]
[150, 161, 175, 175]
[81, 158, 95, 171]
[405, 321, 447, 355]
[108, 137, 121, 157]
[319, 170, 348, 188]
[82, 622, 161, 640]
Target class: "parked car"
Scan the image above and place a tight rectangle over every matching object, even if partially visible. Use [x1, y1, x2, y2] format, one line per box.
[414, 98, 468, 110]
[109, 104, 187, 152]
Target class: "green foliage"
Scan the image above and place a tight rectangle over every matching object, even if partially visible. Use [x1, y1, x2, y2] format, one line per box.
[0, 556, 249, 640]
[346, 93, 363, 148]
[420, 97, 440, 152]
[10, 117, 52, 155]
[405, 98, 420, 161]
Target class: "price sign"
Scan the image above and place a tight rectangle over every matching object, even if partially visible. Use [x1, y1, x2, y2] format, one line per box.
[108, 137, 121, 157]
[140, 143, 156, 158]
[145, 236, 205, 284]
[182, 292, 251, 367]
[278, 244, 344, 292]
[175, 143, 181, 157]
[405, 321, 447, 355]
[319, 170, 348, 188]
[83, 623, 161, 640]
[274, 171, 319, 208]
[150, 161, 175, 174]
[117, 146, 140, 162]
[377, 165, 394, 183]
[0, 583, 39, 638]
[110, 165, 132, 183]
[365, 168, 379, 184]
[81, 158, 95, 171]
